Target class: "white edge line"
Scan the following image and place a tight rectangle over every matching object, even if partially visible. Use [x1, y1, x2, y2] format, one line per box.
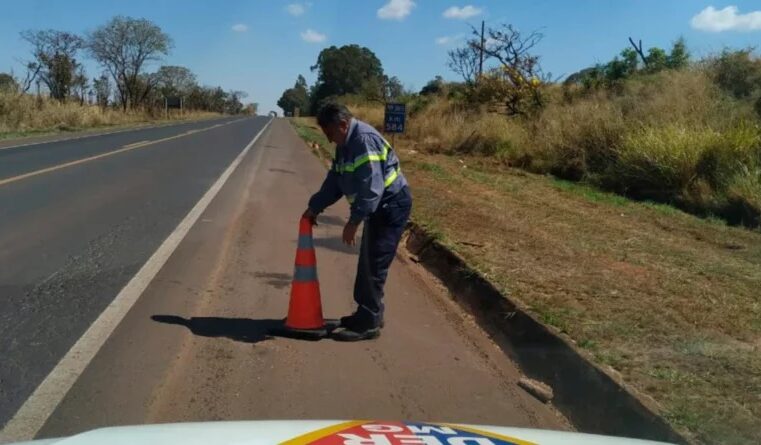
[0, 117, 273, 443]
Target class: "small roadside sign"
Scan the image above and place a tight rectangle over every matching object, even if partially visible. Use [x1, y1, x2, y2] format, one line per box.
[384, 103, 406, 133]
[165, 96, 182, 108]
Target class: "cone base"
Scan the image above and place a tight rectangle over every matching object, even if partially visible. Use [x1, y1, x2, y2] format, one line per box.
[269, 319, 340, 341]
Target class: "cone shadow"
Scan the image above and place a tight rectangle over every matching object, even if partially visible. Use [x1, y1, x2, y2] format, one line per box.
[151, 315, 340, 343]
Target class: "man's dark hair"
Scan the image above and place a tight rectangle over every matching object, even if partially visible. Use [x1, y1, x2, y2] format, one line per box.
[316, 102, 353, 128]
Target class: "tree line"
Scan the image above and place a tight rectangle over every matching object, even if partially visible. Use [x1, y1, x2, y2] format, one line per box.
[277, 44, 405, 116]
[0, 16, 256, 115]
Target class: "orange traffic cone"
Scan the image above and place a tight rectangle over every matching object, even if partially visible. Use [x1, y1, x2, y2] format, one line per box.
[274, 217, 335, 339]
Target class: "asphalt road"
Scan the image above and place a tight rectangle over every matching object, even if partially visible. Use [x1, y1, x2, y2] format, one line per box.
[0, 116, 268, 431]
[0, 118, 569, 442]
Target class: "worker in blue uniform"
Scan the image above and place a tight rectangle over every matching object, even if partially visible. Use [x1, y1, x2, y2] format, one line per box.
[303, 103, 412, 341]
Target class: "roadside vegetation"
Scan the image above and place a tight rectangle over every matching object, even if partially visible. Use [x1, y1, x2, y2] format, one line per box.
[287, 27, 761, 445]
[0, 16, 257, 138]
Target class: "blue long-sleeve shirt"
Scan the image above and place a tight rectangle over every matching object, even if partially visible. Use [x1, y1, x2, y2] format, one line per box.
[308, 118, 408, 224]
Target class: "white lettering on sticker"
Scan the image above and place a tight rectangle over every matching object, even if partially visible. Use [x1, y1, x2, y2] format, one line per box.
[395, 434, 445, 445]
[407, 426, 457, 435]
[363, 425, 405, 433]
[339, 434, 392, 445]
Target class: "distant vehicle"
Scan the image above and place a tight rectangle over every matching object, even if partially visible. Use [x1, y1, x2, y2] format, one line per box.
[268, 111, 278, 117]
[11, 420, 675, 445]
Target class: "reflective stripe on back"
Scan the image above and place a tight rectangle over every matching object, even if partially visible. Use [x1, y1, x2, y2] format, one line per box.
[334, 141, 390, 173]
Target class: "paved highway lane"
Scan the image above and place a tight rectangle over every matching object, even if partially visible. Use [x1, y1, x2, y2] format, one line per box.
[0, 116, 270, 429]
[0, 117, 241, 182]
[1, 118, 568, 444]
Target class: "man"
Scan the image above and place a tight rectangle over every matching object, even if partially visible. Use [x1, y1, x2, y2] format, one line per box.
[303, 103, 412, 341]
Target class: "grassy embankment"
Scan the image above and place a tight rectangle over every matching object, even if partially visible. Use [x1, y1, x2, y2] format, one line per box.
[291, 97, 761, 444]
[0, 92, 220, 140]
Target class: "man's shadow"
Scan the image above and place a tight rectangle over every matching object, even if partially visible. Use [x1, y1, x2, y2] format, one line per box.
[151, 315, 340, 343]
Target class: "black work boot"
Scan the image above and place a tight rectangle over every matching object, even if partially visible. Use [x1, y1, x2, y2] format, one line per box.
[332, 326, 381, 342]
[340, 313, 384, 329]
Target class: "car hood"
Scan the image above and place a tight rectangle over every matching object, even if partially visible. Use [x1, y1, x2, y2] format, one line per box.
[13, 420, 675, 445]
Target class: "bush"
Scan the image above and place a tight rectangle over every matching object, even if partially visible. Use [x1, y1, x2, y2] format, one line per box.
[603, 125, 721, 200]
[709, 49, 761, 99]
[724, 169, 761, 226]
[528, 94, 625, 180]
[339, 64, 761, 228]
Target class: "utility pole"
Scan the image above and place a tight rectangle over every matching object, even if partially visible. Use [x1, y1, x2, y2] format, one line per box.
[478, 20, 485, 82]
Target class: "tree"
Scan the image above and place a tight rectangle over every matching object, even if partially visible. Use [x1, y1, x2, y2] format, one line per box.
[420, 76, 445, 95]
[88, 16, 173, 110]
[277, 74, 310, 115]
[18, 62, 41, 93]
[384, 76, 404, 100]
[135, 72, 161, 107]
[359, 75, 404, 103]
[309, 44, 384, 112]
[225, 90, 247, 114]
[0, 73, 18, 93]
[93, 73, 111, 108]
[244, 102, 258, 115]
[469, 24, 546, 115]
[20, 30, 85, 101]
[710, 49, 761, 99]
[447, 43, 480, 84]
[645, 47, 668, 73]
[154, 65, 197, 98]
[72, 66, 88, 105]
[605, 48, 639, 82]
[566, 38, 691, 91]
[667, 37, 690, 70]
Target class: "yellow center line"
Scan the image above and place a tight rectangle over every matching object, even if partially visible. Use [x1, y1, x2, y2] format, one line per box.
[122, 140, 150, 149]
[0, 119, 244, 188]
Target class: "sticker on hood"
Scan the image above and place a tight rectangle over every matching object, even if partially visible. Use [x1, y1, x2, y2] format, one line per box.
[280, 421, 537, 445]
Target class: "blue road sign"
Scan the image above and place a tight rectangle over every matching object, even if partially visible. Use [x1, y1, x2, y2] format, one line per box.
[384, 103, 406, 133]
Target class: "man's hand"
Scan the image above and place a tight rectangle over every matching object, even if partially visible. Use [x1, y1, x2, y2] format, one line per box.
[302, 208, 318, 226]
[342, 221, 360, 246]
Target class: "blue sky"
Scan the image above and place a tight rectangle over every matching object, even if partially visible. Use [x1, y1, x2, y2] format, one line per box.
[2, 1, 761, 113]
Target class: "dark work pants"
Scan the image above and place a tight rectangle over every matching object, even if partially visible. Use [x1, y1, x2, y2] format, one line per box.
[353, 186, 412, 329]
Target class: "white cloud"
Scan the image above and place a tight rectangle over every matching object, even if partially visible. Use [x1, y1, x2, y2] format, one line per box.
[690, 6, 761, 32]
[231, 23, 248, 32]
[377, 0, 415, 20]
[435, 34, 464, 46]
[443, 5, 482, 20]
[301, 28, 327, 43]
[287, 3, 306, 16]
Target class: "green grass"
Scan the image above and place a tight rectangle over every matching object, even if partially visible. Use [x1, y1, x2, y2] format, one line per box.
[552, 178, 630, 206]
[416, 162, 450, 181]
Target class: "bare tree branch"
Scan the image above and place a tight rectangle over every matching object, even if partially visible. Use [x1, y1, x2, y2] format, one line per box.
[447, 42, 480, 84]
[628, 37, 648, 68]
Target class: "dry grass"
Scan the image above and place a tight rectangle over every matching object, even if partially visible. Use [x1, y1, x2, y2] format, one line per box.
[345, 69, 761, 228]
[0, 92, 219, 138]
[349, 98, 529, 160]
[403, 154, 761, 445]
[291, 117, 761, 445]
